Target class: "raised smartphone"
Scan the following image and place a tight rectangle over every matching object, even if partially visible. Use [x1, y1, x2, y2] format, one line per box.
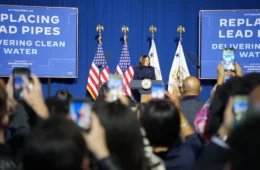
[13, 68, 31, 101]
[233, 95, 248, 123]
[222, 48, 235, 71]
[69, 99, 92, 132]
[107, 74, 124, 102]
[151, 84, 165, 99]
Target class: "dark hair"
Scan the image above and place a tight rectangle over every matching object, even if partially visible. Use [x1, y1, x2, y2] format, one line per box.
[55, 89, 73, 103]
[23, 117, 87, 170]
[45, 97, 69, 116]
[228, 115, 260, 170]
[95, 83, 109, 105]
[0, 79, 7, 126]
[93, 102, 148, 170]
[98, 82, 109, 96]
[209, 76, 250, 135]
[139, 55, 150, 67]
[242, 72, 260, 90]
[140, 100, 180, 147]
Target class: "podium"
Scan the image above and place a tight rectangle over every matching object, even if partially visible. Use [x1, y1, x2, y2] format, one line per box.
[130, 80, 163, 103]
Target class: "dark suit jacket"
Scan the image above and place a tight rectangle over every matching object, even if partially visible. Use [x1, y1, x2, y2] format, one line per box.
[194, 141, 229, 170]
[133, 66, 156, 80]
[156, 134, 203, 170]
[180, 96, 205, 129]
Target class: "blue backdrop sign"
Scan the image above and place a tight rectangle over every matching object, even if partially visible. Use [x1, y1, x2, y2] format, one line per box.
[199, 9, 260, 79]
[0, 5, 78, 77]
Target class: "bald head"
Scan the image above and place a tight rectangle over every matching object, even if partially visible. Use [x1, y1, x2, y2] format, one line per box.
[181, 76, 202, 96]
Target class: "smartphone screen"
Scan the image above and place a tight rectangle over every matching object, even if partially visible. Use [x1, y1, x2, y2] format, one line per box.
[107, 74, 123, 102]
[69, 100, 92, 132]
[151, 84, 165, 99]
[13, 68, 30, 101]
[222, 48, 235, 71]
[233, 95, 248, 122]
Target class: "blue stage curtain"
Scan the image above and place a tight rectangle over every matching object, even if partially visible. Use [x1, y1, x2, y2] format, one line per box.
[1, 0, 260, 100]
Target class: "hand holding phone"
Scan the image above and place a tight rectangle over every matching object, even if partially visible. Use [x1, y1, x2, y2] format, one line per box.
[70, 99, 92, 132]
[13, 68, 31, 101]
[151, 84, 165, 99]
[222, 48, 235, 72]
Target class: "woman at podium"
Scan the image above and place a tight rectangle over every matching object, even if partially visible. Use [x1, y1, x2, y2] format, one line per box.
[133, 55, 156, 80]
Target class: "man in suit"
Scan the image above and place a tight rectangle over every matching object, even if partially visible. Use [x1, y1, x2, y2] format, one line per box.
[180, 76, 204, 129]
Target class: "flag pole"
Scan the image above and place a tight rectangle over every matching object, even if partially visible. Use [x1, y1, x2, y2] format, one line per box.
[177, 25, 185, 87]
[96, 25, 104, 89]
[121, 26, 129, 93]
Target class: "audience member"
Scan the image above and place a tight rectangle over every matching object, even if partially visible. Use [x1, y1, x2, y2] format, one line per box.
[0, 154, 19, 170]
[23, 115, 123, 170]
[194, 96, 234, 170]
[248, 85, 260, 111]
[0, 78, 17, 170]
[228, 115, 260, 170]
[208, 62, 249, 135]
[242, 72, 260, 90]
[141, 85, 203, 170]
[195, 90, 260, 170]
[22, 117, 88, 170]
[93, 102, 149, 170]
[2, 60, 260, 170]
[180, 76, 204, 128]
[45, 97, 69, 117]
[55, 89, 73, 102]
[194, 84, 217, 140]
[95, 83, 109, 103]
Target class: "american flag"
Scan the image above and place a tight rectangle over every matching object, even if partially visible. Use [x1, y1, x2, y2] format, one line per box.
[87, 42, 110, 100]
[115, 41, 134, 96]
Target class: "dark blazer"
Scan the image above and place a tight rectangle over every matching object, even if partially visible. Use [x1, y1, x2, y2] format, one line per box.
[156, 134, 203, 170]
[194, 142, 229, 170]
[133, 66, 156, 80]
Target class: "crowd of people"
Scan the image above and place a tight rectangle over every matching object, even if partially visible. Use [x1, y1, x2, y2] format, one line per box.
[0, 61, 260, 170]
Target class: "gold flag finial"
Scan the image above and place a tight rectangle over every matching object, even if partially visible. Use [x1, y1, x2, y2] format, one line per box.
[96, 25, 104, 44]
[177, 25, 185, 34]
[149, 25, 157, 37]
[177, 25, 185, 42]
[122, 26, 129, 42]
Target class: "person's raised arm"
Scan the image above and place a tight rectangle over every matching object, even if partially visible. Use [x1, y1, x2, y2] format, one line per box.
[194, 97, 234, 170]
[83, 113, 122, 170]
[234, 62, 243, 77]
[22, 75, 49, 119]
[217, 62, 225, 85]
[6, 76, 18, 113]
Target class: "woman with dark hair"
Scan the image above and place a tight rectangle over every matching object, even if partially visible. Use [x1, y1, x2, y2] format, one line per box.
[141, 99, 203, 170]
[141, 100, 181, 148]
[22, 117, 88, 170]
[134, 55, 156, 80]
[93, 102, 149, 170]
